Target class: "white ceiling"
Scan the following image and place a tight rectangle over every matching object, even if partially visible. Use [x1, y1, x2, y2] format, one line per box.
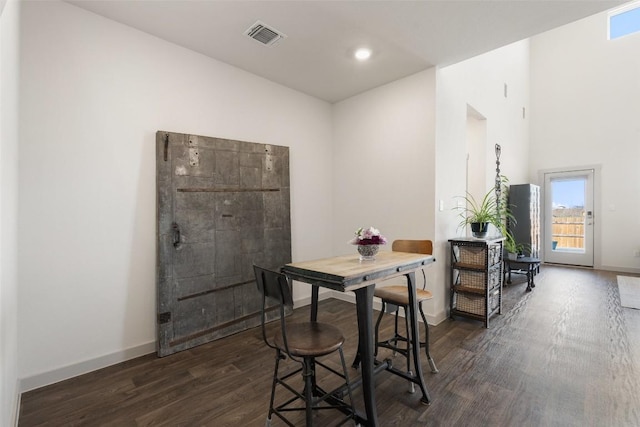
[67, 0, 627, 103]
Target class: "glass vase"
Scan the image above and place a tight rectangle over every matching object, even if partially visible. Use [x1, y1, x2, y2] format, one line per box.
[357, 244, 379, 261]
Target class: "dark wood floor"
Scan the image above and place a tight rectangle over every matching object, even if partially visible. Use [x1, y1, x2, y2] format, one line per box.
[19, 265, 640, 426]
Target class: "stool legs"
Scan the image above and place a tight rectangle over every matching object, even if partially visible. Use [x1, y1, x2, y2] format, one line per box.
[402, 312, 416, 393]
[417, 304, 439, 373]
[373, 301, 439, 375]
[337, 347, 356, 426]
[269, 350, 355, 426]
[266, 351, 283, 426]
[302, 358, 314, 426]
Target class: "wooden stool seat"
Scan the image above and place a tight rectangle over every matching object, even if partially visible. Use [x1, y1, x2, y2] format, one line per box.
[374, 286, 433, 306]
[274, 322, 345, 357]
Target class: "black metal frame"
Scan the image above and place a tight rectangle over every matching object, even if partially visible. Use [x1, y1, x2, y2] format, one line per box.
[254, 265, 355, 427]
[504, 257, 541, 292]
[373, 268, 439, 391]
[282, 253, 436, 424]
[449, 238, 504, 328]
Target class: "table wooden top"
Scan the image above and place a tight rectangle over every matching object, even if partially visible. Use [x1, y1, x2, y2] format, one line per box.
[282, 251, 435, 292]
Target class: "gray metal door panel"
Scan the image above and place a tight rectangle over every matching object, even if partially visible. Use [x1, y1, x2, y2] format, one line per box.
[156, 131, 291, 357]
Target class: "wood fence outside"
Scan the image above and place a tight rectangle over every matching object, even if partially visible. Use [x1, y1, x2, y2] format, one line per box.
[551, 208, 584, 249]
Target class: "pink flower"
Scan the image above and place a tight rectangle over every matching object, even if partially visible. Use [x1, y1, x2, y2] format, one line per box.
[349, 226, 388, 245]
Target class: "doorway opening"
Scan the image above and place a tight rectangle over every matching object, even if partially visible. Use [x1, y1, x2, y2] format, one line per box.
[543, 169, 595, 267]
[465, 105, 487, 203]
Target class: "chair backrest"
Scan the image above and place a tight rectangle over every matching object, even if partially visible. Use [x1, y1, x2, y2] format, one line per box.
[392, 239, 433, 255]
[253, 265, 293, 352]
[391, 239, 432, 289]
[253, 265, 294, 308]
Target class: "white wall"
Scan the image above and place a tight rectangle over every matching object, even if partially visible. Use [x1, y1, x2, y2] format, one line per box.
[332, 69, 438, 319]
[19, 1, 333, 390]
[19, 0, 630, 399]
[435, 40, 531, 320]
[330, 41, 531, 325]
[530, 11, 640, 273]
[466, 109, 488, 204]
[0, 0, 20, 423]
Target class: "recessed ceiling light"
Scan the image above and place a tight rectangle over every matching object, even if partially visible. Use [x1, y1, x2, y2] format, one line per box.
[354, 48, 372, 61]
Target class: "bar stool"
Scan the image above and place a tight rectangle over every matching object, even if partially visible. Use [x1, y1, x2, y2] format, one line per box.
[373, 240, 438, 391]
[253, 265, 356, 427]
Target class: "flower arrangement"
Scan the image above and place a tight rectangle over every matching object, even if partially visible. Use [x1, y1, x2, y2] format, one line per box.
[349, 227, 388, 246]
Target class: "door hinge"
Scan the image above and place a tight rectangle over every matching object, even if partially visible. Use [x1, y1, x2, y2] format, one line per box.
[158, 312, 171, 324]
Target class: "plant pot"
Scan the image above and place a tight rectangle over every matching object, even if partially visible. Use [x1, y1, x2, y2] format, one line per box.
[507, 252, 518, 261]
[552, 240, 558, 250]
[470, 222, 488, 238]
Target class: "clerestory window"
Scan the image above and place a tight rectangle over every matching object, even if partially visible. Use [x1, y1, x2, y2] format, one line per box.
[609, 2, 640, 40]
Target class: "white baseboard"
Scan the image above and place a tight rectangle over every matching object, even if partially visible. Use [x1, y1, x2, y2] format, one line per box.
[19, 293, 342, 395]
[19, 341, 156, 393]
[19, 293, 448, 396]
[12, 380, 21, 427]
[326, 290, 446, 326]
[293, 288, 382, 310]
[293, 289, 334, 308]
[600, 265, 640, 275]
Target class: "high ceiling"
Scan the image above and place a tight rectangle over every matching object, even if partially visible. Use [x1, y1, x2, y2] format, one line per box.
[67, 0, 627, 103]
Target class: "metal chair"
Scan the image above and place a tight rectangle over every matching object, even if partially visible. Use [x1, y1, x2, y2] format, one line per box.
[373, 240, 438, 391]
[253, 265, 356, 427]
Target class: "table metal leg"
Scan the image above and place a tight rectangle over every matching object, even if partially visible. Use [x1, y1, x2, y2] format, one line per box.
[354, 285, 378, 426]
[528, 264, 537, 290]
[310, 286, 319, 321]
[351, 350, 361, 369]
[405, 272, 432, 405]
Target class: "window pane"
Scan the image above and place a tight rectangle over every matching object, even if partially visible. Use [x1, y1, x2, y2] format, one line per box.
[610, 6, 640, 40]
[551, 178, 586, 252]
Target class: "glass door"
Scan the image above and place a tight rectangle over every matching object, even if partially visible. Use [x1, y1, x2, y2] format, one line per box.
[543, 169, 594, 266]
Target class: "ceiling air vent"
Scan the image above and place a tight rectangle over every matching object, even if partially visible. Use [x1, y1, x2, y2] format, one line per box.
[245, 21, 286, 47]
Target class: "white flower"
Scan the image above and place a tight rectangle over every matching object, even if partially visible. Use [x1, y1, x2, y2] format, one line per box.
[348, 226, 387, 245]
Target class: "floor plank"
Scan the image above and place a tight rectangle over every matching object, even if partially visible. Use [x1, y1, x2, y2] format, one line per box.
[19, 265, 640, 426]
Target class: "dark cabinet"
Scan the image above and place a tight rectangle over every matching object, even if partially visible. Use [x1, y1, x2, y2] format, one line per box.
[508, 184, 541, 258]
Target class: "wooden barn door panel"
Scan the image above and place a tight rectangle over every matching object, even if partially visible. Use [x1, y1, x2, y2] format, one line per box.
[156, 131, 291, 357]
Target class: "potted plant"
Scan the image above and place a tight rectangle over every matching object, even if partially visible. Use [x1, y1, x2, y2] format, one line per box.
[504, 233, 522, 260]
[457, 189, 501, 238]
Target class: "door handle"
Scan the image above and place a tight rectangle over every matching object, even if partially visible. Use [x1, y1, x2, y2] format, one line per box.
[172, 222, 182, 249]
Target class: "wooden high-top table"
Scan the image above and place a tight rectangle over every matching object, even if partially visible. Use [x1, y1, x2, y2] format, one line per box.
[282, 251, 436, 426]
